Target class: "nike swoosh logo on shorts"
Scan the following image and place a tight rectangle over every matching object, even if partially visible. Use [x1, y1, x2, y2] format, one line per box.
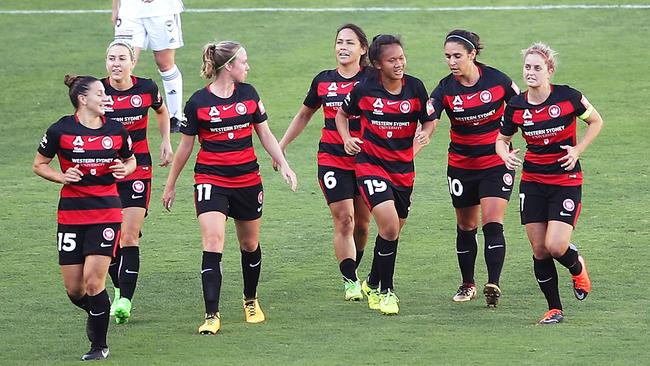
[249, 260, 261, 268]
[487, 245, 504, 250]
[377, 251, 395, 257]
[257, 206, 262, 212]
[132, 195, 143, 199]
[560, 211, 572, 217]
[100, 242, 112, 248]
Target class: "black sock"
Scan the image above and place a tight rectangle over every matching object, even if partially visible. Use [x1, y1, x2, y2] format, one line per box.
[355, 250, 364, 269]
[339, 258, 358, 281]
[241, 244, 262, 299]
[68, 293, 88, 312]
[483, 222, 506, 285]
[202, 251, 222, 314]
[119, 246, 139, 300]
[86, 290, 110, 348]
[367, 244, 380, 287]
[456, 227, 478, 284]
[108, 246, 121, 290]
[554, 244, 582, 276]
[376, 235, 398, 293]
[533, 256, 562, 310]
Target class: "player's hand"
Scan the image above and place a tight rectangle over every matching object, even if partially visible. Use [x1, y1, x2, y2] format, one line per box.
[159, 141, 173, 167]
[279, 164, 298, 192]
[109, 159, 128, 179]
[63, 164, 83, 184]
[414, 130, 430, 146]
[558, 145, 580, 171]
[272, 148, 286, 172]
[162, 184, 176, 211]
[343, 137, 363, 155]
[503, 148, 522, 170]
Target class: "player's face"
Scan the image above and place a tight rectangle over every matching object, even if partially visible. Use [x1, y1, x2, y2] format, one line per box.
[106, 45, 135, 82]
[335, 28, 366, 67]
[444, 41, 476, 76]
[374, 44, 406, 81]
[228, 48, 249, 83]
[81, 81, 110, 116]
[523, 53, 553, 88]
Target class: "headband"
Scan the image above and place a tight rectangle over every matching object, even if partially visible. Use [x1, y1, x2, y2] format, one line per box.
[216, 47, 244, 70]
[107, 40, 136, 60]
[446, 35, 475, 50]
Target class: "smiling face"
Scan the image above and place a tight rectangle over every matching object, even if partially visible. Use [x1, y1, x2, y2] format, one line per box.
[444, 41, 476, 77]
[335, 28, 366, 67]
[106, 44, 135, 83]
[374, 43, 406, 81]
[523, 52, 553, 89]
[79, 80, 109, 116]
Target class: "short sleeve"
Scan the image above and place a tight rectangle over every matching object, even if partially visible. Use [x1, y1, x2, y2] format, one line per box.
[180, 98, 199, 135]
[500, 104, 518, 136]
[150, 81, 163, 111]
[429, 82, 445, 120]
[118, 126, 134, 160]
[416, 80, 435, 123]
[302, 75, 322, 109]
[341, 86, 361, 116]
[249, 86, 268, 124]
[37, 125, 60, 158]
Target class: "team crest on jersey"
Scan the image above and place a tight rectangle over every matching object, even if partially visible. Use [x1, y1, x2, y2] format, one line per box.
[235, 102, 247, 115]
[209, 106, 221, 122]
[73, 136, 85, 153]
[549, 105, 561, 118]
[228, 132, 235, 139]
[387, 131, 393, 138]
[399, 100, 411, 114]
[103, 228, 115, 241]
[130, 95, 143, 108]
[543, 138, 550, 145]
[426, 98, 435, 116]
[102, 136, 114, 149]
[452, 95, 464, 112]
[132, 180, 145, 193]
[480, 90, 493, 103]
[373, 98, 384, 115]
[327, 82, 338, 97]
[90, 168, 97, 176]
[502, 173, 513, 186]
[257, 191, 264, 205]
[258, 100, 266, 115]
[562, 199, 575, 212]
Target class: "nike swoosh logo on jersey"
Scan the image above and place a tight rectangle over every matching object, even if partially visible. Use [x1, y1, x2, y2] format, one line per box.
[100, 242, 112, 248]
[386, 101, 400, 106]
[88, 136, 102, 142]
[377, 251, 395, 257]
[132, 195, 143, 199]
[537, 277, 552, 283]
[201, 268, 213, 274]
[466, 93, 479, 100]
[535, 107, 547, 113]
[89, 311, 106, 316]
[117, 96, 129, 102]
[125, 269, 138, 274]
[340, 82, 353, 88]
[487, 245, 504, 250]
[560, 211, 572, 217]
[249, 260, 261, 268]
[223, 104, 235, 110]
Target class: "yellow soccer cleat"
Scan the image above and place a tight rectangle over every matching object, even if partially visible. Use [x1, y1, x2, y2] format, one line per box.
[344, 279, 363, 301]
[361, 280, 381, 310]
[243, 298, 266, 324]
[379, 289, 400, 315]
[198, 313, 221, 335]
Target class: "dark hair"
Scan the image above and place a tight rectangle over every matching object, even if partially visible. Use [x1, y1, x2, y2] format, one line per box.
[444, 29, 483, 56]
[368, 34, 402, 67]
[336, 23, 369, 67]
[64, 74, 99, 109]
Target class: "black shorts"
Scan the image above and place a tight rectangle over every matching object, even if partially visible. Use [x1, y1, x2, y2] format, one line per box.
[519, 181, 582, 227]
[57, 223, 121, 265]
[318, 165, 360, 204]
[357, 176, 412, 219]
[447, 165, 515, 208]
[194, 183, 263, 221]
[118, 179, 151, 209]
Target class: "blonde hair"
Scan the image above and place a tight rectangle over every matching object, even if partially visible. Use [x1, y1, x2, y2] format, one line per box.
[522, 42, 558, 71]
[107, 40, 136, 61]
[201, 41, 242, 79]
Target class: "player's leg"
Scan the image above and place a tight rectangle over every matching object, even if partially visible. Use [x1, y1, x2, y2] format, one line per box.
[329, 199, 363, 300]
[452, 205, 480, 302]
[479, 196, 509, 306]
[81, 254, 112, 360]
[196, 211, 227, 334]
[352, 194, 371, 268]
[527, 223, 564, 324]
[234, 218, 266, 323]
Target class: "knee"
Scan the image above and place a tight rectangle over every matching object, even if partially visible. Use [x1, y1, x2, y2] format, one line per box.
[120, 232, 139, 246]
[84, 277, 105, 296]
[546, 242, 568, 258]
[65, 286, 85, 299]
[531, 243, 550, 259]
[353, 222, 369, 239]
[203, 233, 224, 251]
[333, 213, 354, 236]
[239, 240, 258, 252]
[379, 225, 400, 241]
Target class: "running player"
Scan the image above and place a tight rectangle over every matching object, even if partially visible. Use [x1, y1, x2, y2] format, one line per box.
[162, 41, 297, 334]
[418, 30, 520, 306]
[275, 24, 371, 301]
[112, 0, 186, 132]
[33, 75, 136, 360]
[336, 34, 436, 315]
[496, 42, 603, 324]
[102, 40, 174, 324]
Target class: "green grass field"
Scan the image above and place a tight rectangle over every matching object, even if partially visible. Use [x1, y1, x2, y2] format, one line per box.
[1, 1, 649, 365]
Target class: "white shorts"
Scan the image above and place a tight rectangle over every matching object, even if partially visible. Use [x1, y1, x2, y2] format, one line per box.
[114, 14, 183, 51]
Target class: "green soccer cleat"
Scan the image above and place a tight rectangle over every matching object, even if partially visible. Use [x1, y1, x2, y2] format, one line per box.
[113, 297, 132, 324]
[344, 279, 363, 301]
[109, 288, 120, 316]
[361, 280, 380, 310]
[379, 289, 400, 315]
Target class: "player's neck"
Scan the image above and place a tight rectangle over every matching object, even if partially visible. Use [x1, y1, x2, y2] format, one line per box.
[527, 84, 551, 105]
[109, 76, 134, 91]
[338, 64, 360, 79]
[209, 79, 235, 99]
[382, 78, 402, 95]
[76, 110, 103, 129]
[457, 63, 480, 87]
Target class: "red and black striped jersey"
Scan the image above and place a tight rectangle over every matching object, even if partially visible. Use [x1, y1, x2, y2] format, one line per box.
[342, 74, 435, 189]
[431, 63, 518, 170]
[303, 67, 370, 170]
[501, 84, 588, 186]
[37, 115, 134, 225]
[102, 76, 163, 181]
[182, 83, 267, 188]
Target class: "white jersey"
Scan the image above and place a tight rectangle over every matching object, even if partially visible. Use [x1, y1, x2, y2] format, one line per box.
[118, 0, 184, 19]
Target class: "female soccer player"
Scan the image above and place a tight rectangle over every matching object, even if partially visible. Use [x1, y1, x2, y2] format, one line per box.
[275, 24, 371, 301]
[418, 30, 520, 306]
[163, 41, 297, 334]
[102, 40, 173, 324]
[496, 42, 603, 324]
[336, 34, 436, 315]
[33, 74, 136, 360]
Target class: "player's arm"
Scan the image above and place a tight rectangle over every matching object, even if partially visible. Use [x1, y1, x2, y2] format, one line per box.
[495, 133, 521, 170]
[154, 103, 174, 167]
[413, 119, 439, 157]
[273, 105, 318, 170]
[111, 0, 120, 26]
[558, 101, 603, 171]
[254, 121, 297, 191]
[32, 152, 77, 184]
[163, 133, 195, 210]
[335, 108, 362, 155]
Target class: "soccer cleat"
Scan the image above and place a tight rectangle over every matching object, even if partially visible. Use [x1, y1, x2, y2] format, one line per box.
[109, 288, 120, 316]
[452, 283, 477, 302]
[379, 290, 400, 315]
[81, 347, 109, 361]
[344, 279, 363, 301]
[361, 280, 380, 310]
[113, 297, 132, 324]
[170, 117, 180, 133]
[572, 255, 591, 301]
[198, 313, 221, 335]
[538, 309, 564, 325]
[483, 283, 502, 307]
[243, 298, 266, 323]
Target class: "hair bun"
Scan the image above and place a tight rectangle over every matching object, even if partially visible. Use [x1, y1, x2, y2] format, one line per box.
[64, 74, 79, 88]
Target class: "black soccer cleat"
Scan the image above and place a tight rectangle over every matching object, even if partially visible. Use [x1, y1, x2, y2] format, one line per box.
[170, 117, 180, 133]
[81, 347, 109, 361]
